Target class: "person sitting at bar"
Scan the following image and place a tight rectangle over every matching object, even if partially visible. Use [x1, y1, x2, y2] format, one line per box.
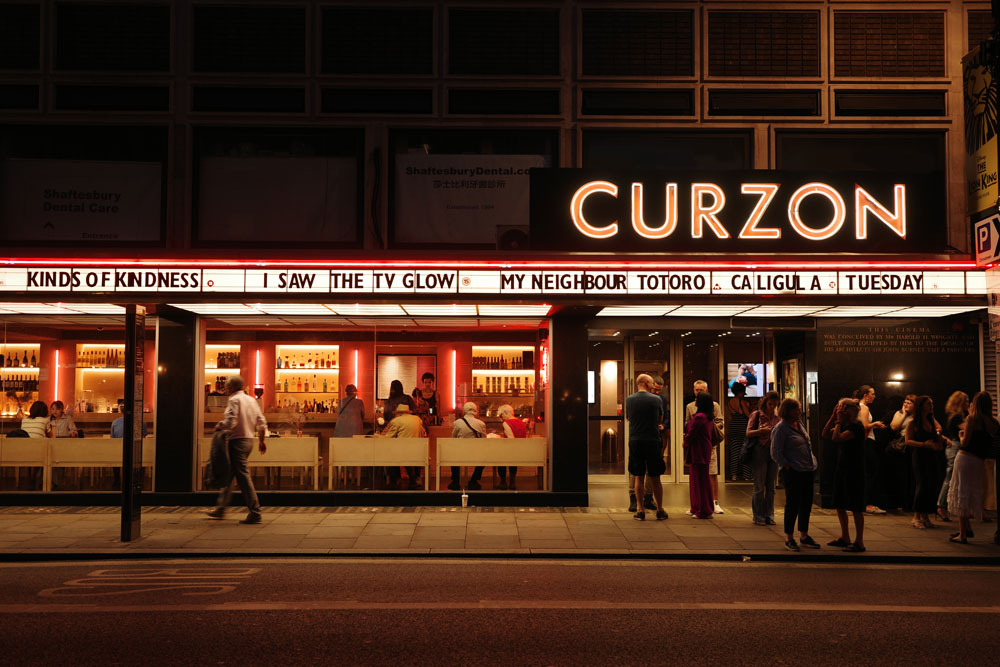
[111, 415, 148, 438]
[49, 401, 78, 438]
[21, 401, 50, 438]
[382, 379, 414, 432]
[450, 402, 486, 490]
[382, 403, 426, 490]
[333, 384, 365, 438]
[497, 404, 526, 490]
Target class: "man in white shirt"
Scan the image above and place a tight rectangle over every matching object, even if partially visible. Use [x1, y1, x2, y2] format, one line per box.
[207, 375, 267, 523]
[684, 380, 726, 514]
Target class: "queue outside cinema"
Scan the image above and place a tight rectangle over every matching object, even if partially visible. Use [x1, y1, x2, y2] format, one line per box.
[624, 376, 1000, 551]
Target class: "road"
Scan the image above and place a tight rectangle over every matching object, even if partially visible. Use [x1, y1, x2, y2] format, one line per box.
[1, 558, 997, 665]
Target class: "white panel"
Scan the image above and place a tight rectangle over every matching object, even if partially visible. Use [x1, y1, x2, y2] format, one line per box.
[202, 269, 245, 293]
[59, 303, 125, 314]
[814, 306, 905, 317]
[539, 271, 586, 294]
[667, 305, 754, 316]
[967, 271, 987, 295]
[413, 270, 459, 293]
[0, 268, 28, 291]
[739, 306, 824, 317]
[497, 271, 540, 294]
[596, 306, 676, 316]
[402, 304, 477, 315]
[477, 304, 551, 316]
[282, 270, 330, 293]
[923, 271, 965, 295]
[796, 271, 838, 295]
[584, 271, 629, 294]
[882, 306, 983, 317]
[326, 304, 406, 315]
[371, 270, 415, 293]
[458, 270, 501, 294]
[244, 270, 287, 293]
[167, 303, 262, 315]
[254, 304, 334, 315]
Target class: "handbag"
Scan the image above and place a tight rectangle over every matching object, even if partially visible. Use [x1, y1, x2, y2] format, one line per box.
[739, 411, 759, 466]
[886, 430, 907, 453]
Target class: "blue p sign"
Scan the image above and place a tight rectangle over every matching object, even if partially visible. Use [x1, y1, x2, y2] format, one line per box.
[978, 221, 993, 254]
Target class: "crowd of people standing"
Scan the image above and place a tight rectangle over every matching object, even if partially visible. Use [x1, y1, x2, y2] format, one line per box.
[625, 376, 1000, 551]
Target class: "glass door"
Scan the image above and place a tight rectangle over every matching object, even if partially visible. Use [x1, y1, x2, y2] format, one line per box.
[587, 339, 624, 475]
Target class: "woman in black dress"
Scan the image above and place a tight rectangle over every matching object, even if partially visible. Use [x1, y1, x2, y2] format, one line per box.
[823, 398, 867, 552]
[905, 395, 946, 529]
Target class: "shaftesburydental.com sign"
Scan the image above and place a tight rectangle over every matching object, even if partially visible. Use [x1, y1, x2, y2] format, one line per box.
[529, 170, 946, 253]
[0, 267, 980, 297]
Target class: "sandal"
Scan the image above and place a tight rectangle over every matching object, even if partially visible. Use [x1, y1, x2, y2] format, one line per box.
[843, 544, 867, 553]
[949, 535, 967, 544]
[950, 531, 974, 539]
[911, 520, 927, 529]
[827, 538, 851, 547]
[936, 509, 951, 522]
[753, 519, 767, 526]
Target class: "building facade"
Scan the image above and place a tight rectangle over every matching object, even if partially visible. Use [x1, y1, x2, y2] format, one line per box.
[0, 1, 993, 506]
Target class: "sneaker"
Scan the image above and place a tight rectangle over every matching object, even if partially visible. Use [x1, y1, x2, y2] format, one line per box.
[799, 535, 821, 549]
[866, 505, 887, 515]
[765, 518, 776, 526]
[628, 495, 638, 513]
[633, 511, 646, 521]
[643, 495, 656, 511]
[447, 481, 461, 491]
[467, 480, 482, 490]
[655, 509, 669, 521]
[240, 513, 262, 524]
[713, 501, 725, 515]
[206, 508, 225, 520]
[685, 509, 692, 515]
[785, 539, 800, 551]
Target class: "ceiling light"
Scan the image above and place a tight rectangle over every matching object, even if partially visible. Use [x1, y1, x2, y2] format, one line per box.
[403, 304, 477, 316]
[325, 304, 406, 315]
[477, 305, 552, 316]
[596, 306, 677, 316]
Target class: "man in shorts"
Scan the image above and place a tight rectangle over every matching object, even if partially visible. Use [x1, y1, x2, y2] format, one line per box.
[684, 380, 726, 514]
[626, 374, 668, 521]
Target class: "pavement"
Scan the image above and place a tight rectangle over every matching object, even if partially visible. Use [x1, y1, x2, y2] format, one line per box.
[1, 483, 998, 561]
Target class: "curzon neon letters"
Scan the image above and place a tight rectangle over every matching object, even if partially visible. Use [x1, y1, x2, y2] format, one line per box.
[569, 181, 907, 242]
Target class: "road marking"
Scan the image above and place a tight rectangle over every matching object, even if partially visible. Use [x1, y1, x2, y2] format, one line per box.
[37, 568, 260, 598]
[0, 600, 998, 614]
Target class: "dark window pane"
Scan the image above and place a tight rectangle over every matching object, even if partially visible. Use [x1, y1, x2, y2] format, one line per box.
[449, 89, 559, 115]
[193, 6, 305, 73]
[192, 87, 304, 113]
[322, 7, 433, 75]
[581, 89, 694, 116]
[708, 11, 820, 77]
[833, 12, 944, 77]
[449, 9, 559, 75]
[708, 90, 820, 116]
[0, 84, 38, 109]
[55, 85, 169, 111]
[0, 4, 40, 70]
[583, 130, 752, 170]
[776, 130, 945, 173]
[322, 89, 433, 114]
[835, 90, 946, 117]
[582, 10, 694, 76]
[56, 3, 170, 72]
[968, 10, 994, 48]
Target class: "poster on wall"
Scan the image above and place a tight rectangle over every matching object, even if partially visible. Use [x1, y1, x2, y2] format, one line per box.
[198, 157, 358, 243]
[726, 363, 764, 397]
[394, 154, 545, 244]
[963, 46, 998, 216]
[782, 358, 800, 401]
[0, 158, 162, 242]
[376, 354, 437, 401]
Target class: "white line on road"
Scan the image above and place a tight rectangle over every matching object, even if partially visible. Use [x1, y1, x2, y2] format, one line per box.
[0, 601, 998, 614]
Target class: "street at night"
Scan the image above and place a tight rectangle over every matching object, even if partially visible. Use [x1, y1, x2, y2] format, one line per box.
[1, 558, 998, 665]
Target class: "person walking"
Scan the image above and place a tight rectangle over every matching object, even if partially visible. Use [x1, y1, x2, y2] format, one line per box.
[771, 398, 820, 551]
[823, 398, 867, 552]
[947, 391, 998, 543]
[626, 374, 668, 521]
[497, 404, 526, 490]
[208, 375, 267, 524]
[449, 402, 486, 490]
[725, 381, 754, 481]
[855, 385, 887, 515]
[746, 391, 780, 526]
[937, 391, 969, 522]
[685, 380, 725, 514]
[684, 392, 716, 519]
[905, 395, 945, 529]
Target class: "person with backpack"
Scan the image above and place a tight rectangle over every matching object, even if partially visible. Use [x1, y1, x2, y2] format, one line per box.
[449, 402, 486, 490]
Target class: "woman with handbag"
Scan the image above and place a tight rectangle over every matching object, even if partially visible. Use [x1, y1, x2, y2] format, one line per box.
[684, 392, 717, 519]
[771, 398, 821, 551]
[746, 391, 780, 526]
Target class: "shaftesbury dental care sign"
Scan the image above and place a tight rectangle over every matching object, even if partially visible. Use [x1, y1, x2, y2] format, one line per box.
[529, 170, 946, 253]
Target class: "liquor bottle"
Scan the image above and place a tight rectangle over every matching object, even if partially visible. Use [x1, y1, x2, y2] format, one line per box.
[313, 375, 318, 392]
[276, 355, 282, 369]
[284, 378, 289, 393]
[275, 379, 281, 393]
[6, 353, 12, 367]
[21, 351, 28, 367]
[304, 377, 309, 392]
[0, 352, 4, 368]
[297, 377, 302, 392]
[323, 377, 328, 392]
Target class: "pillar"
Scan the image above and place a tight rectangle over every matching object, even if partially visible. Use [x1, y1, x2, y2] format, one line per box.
[154, 307, 201, 492]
